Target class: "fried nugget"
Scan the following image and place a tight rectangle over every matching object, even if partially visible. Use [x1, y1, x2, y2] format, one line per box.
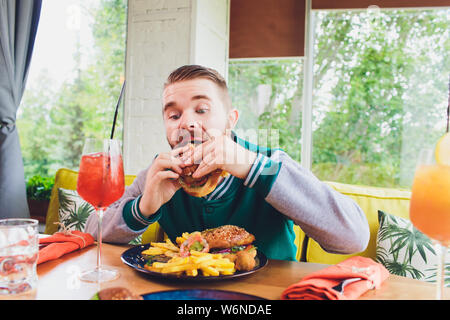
[235, 250, 256, 271]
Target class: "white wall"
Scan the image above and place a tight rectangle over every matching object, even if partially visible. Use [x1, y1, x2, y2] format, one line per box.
[123, 0, 229, 174]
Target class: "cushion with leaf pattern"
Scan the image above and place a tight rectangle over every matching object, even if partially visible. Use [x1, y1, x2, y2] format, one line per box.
[57, 188, 141, 245]
[376, 210, 449, 287]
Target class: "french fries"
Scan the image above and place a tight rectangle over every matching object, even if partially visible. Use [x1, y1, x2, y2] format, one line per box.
[142, 232, 238, 277]
[144, 249, 236, 277]
[141, 238, 180, 257]
[151, 240, 179, 252]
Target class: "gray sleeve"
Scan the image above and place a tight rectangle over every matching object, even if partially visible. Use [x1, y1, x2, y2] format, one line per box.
[84, 167, 149, 243]
[256, 150, 370, 255]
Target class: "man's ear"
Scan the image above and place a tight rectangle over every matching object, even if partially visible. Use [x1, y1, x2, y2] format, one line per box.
[227, 108, 239, 129]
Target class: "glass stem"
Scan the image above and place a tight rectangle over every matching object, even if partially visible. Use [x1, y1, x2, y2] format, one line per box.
[436, 243, 446, 300]
[96, 208, 104, 272]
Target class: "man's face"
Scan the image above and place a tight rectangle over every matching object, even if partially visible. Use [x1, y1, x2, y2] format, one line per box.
[162, 78, 236, 149]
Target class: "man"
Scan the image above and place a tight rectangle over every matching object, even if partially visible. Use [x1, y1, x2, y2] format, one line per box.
[85, 65, 369, 261]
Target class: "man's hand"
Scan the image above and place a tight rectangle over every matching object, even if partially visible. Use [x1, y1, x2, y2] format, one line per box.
[139, 149, 185, 217]
[180, 134, 257, 180]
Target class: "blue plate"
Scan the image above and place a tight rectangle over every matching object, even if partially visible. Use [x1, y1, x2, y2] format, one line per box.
[142, 289, 266, 300]
[121, 244, 268, 282]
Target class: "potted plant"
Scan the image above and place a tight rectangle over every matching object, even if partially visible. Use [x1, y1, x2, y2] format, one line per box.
[26, 175, 54, 223]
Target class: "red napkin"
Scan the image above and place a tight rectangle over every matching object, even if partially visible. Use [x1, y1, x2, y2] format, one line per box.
[281, 256, 389, 300]
[37, 231, 95, 264]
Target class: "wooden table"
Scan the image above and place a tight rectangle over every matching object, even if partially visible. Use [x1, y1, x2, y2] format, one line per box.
[35, 243, 449, 300]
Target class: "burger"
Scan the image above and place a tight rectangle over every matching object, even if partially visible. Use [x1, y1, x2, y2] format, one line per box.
[177, 225, 257, 271]
[178, 144, 227, 197]
[202, 225, 257, 271]
[201, 225, 255, 250]
[177, 225, 258, 272]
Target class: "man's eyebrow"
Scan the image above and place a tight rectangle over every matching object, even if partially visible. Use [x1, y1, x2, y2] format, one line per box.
[163, 94, 211, 112]
[163, 101, 176, 112]
[192, 94, 211, 101]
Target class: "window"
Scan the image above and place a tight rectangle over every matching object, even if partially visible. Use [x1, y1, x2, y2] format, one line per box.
[228, 8, 449, 189]
[17, 0, 127, 180]
[228, 59, 304, 162]
[311, 8, 450, 188]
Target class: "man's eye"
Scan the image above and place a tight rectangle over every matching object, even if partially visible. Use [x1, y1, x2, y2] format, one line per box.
[196, 108, 208, 114]
[169, 114, 180, 120]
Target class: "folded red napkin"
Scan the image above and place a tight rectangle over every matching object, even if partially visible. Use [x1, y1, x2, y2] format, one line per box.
[281, 256, 389, 300]
[37, 231, 95, 264]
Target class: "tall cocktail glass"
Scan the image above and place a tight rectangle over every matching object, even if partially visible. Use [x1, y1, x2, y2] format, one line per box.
[76, 138, 124, 282]
[410, 148, 450, 299]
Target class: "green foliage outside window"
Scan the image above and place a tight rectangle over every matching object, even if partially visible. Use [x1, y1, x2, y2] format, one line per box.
[26, 175, 55, 201]
[229, 8, 450, 189]
[18, 0, 127, 179]
[311, 9, 449, 188]
[228, 59, 303, 163]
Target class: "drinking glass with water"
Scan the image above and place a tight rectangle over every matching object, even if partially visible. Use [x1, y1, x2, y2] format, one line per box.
[0, 219, 39, 298]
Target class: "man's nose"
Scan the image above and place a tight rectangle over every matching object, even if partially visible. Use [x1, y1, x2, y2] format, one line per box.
[179, 112, 200, 131]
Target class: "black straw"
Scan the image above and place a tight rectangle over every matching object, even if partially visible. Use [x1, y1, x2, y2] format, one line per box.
[110, 80, 126, 139]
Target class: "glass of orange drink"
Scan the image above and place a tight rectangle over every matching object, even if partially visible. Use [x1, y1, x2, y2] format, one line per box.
[410, 134, 450, 299]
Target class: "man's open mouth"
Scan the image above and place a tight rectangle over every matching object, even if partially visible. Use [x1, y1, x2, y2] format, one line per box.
[183, 174, 209, 187]
[180, 164, 209, 187]
[175, 136, 206, 148]
[173, 128, 213, 149]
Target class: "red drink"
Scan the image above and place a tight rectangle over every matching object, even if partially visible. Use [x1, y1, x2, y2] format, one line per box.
[77, 152, 125, 209]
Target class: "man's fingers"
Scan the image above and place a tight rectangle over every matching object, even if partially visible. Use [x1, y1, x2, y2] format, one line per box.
[170, 178, 182, 190]
[192, 153, 217, 178]
[179, 148, 193, 164]
[177, 135, 223, 166]
[171, 144, 191, 158]
[156, 170, 180, 181]
[190, 140, 215, 165]
[154, 157, 183, 174]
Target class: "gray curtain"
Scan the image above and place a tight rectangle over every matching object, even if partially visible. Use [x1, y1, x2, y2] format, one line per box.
[0, 0, 42, 218]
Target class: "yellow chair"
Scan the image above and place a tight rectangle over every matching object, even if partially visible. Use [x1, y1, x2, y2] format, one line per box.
[293, 225, 306, 261]
[44, 168, 163, 244]
[305, 181, 412, 264]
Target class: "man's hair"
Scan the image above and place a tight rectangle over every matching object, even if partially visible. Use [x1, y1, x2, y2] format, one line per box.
[164, 65, 232, 110]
